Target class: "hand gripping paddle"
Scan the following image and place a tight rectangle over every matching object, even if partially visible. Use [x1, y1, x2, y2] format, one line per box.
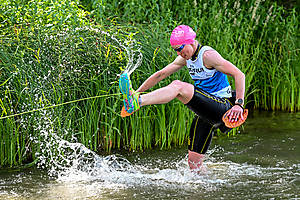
[222, 109, 248, 128]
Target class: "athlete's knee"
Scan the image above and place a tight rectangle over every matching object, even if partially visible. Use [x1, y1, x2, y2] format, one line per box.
[168, 80, 194, 103]
[169, 80, 186, 92]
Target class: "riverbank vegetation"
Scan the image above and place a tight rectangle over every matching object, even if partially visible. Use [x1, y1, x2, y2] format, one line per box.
[0, 0, 299, 167]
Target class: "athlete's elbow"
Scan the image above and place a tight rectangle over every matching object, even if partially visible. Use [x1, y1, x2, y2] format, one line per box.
[234, 69, 245, 79]
[239, 71, 245, 80]
[232, 70, 245, 82]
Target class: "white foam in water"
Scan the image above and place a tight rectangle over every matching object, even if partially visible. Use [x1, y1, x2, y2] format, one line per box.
[31, 108, 267, 193]
[36, 125, 263, 190]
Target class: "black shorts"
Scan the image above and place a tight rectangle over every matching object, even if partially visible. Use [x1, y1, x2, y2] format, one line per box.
[185, 87, 234, 154]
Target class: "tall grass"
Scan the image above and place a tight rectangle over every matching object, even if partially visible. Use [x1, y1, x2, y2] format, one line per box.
[0, 0, 298, 167]
[85, 0, 299, 111]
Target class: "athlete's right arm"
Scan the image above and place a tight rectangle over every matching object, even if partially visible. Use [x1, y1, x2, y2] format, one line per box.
[136, 56, 186, 93]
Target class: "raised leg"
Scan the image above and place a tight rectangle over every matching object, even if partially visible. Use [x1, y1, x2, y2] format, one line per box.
[140, 80, 194, 106]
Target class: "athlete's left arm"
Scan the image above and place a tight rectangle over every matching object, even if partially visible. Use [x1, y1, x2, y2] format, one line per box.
[203, 50, 245, 121]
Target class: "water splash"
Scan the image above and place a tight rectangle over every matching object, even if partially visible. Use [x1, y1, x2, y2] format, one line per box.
[84, 27, 143, 76]
[33, 118, 234, 188]
[24, 25, 143, 173]
[38, 133, 265, 191]
[31, 111, 265, 190]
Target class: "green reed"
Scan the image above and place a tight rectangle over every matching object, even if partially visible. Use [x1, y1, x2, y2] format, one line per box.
[0, 0, 298, 168]
[87, 0, 299, 111]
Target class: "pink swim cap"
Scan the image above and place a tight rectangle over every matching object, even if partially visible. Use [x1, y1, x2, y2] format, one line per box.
[170, 25, 196, 46]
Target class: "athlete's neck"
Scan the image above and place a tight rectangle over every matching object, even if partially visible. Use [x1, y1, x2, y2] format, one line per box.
[191, 42, 201, 61]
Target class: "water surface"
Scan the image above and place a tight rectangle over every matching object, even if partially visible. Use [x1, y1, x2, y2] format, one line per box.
[0, 111, 299, 199]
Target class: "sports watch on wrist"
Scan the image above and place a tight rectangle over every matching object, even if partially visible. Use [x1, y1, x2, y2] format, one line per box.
[235, 98, 244, 106]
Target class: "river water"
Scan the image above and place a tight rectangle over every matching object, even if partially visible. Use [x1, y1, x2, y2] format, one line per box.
[0, 111, 299, 199]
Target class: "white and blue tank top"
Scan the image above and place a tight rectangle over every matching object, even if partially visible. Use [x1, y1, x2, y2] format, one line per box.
[186, 46, 232, 98]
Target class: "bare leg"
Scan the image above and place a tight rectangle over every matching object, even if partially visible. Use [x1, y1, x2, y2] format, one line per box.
[140, 80, 194, 106]
[188, 150, 205, 172]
